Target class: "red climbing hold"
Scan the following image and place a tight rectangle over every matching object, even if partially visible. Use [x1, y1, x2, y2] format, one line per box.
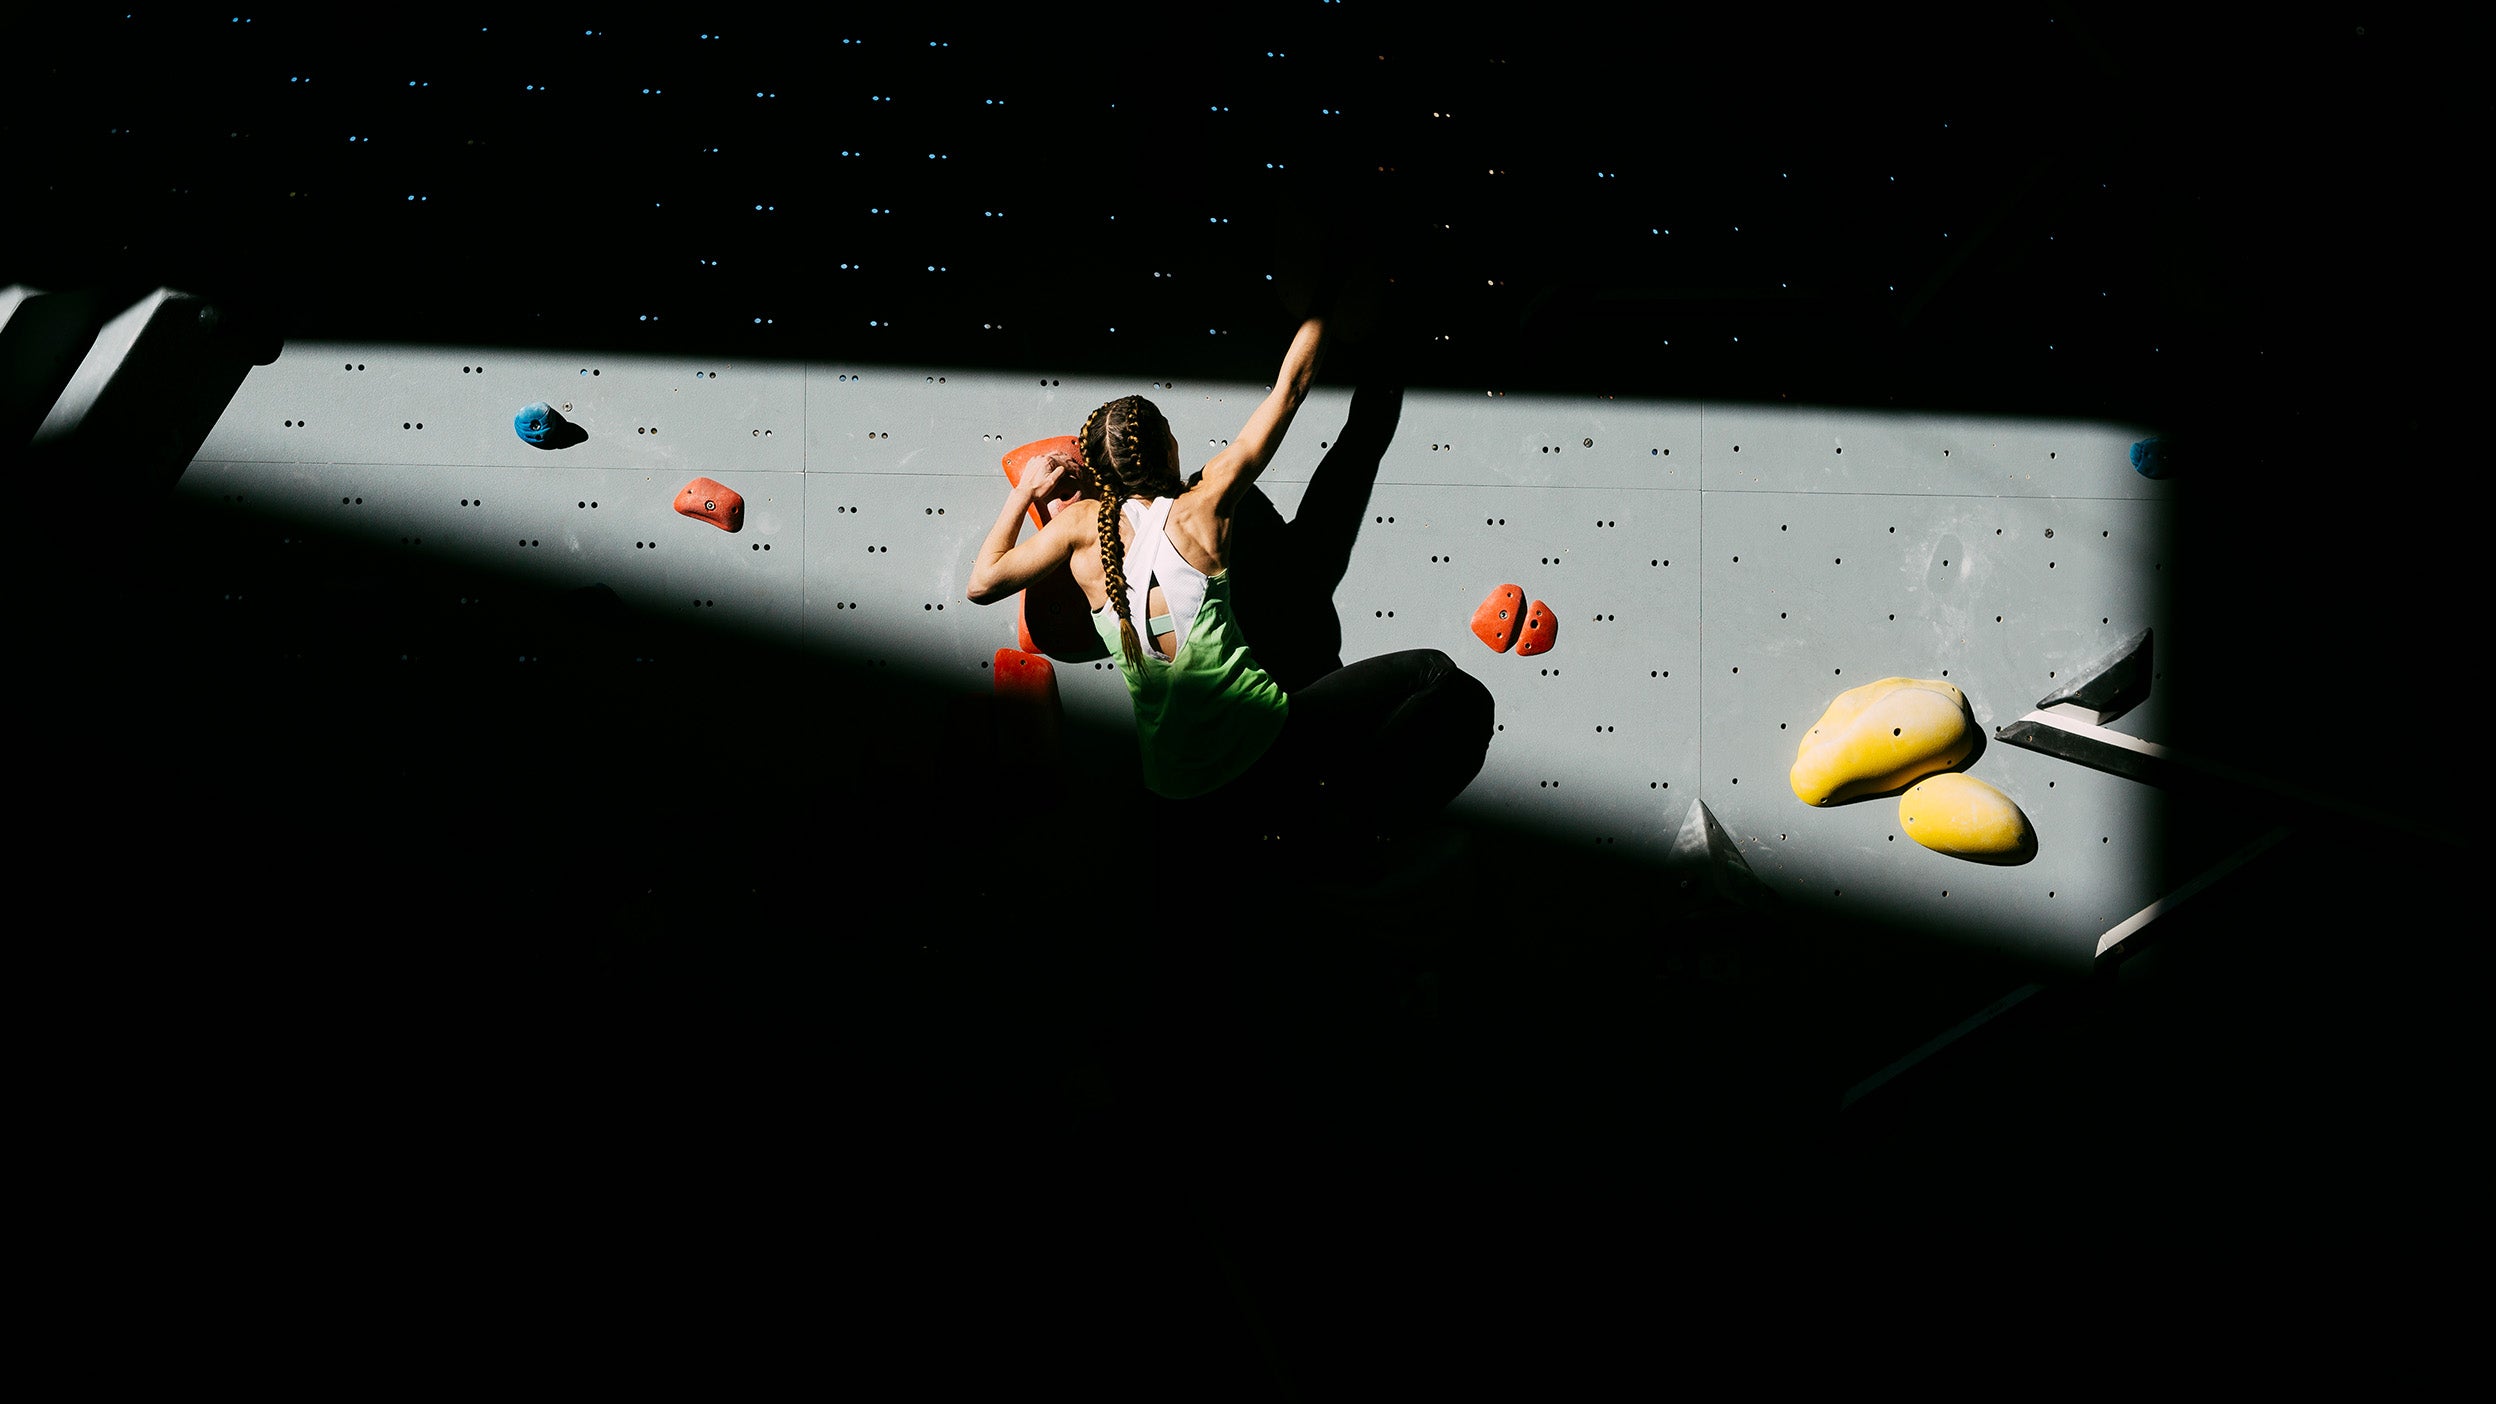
[674, 476, 744, 533]
[992, 647, 1064, 760]
[1472, 584, 1525, 652]
[1002, 435, 1085, 533]
[994, 646, 1061, 705]
[1517, 599, 1558, 656]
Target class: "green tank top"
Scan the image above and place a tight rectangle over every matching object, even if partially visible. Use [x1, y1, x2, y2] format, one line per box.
[1092, 570, 1291, 799]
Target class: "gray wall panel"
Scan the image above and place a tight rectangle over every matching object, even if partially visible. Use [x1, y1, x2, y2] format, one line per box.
[806, 369, 1269, 479]
[1699, 404, 2169, 500]
[1258, 388, 1355, 484]
[425, 463, 802, 628]
[1699, 490, 2169, 735]
[1354, 393, 1703, 492]
[173, 457, 806, 635]
[199, 343, 807, 473]
[798, 472, 996, 676]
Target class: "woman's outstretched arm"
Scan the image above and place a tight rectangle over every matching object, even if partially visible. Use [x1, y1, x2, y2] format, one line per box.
[1195, 317, 1329, 516]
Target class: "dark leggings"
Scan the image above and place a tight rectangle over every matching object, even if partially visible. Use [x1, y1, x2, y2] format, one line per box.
[1162, 649, 1495, 839]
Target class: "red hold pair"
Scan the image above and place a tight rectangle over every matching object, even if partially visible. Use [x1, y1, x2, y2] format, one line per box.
[1472, 584, 1556, 656]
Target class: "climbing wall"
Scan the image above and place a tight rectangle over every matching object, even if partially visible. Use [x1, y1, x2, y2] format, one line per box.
[185, 343, 2193, 970]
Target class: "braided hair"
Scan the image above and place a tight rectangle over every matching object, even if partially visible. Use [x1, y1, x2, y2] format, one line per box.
[1078, 395, 1184, 670]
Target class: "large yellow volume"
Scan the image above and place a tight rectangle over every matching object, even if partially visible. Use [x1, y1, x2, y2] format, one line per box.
[1789, 677, 1974, 806]
[1898, 773, 2035, 862]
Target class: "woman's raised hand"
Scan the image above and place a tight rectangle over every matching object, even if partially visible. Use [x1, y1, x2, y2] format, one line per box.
[1020, 450, 1081, 502]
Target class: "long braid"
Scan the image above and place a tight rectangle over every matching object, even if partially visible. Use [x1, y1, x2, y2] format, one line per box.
[1081, 395, 1183, 672]
[1095, 404, 1145, 670]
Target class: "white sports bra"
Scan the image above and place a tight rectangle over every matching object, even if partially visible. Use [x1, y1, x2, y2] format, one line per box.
[1120, 496, 1208, 661]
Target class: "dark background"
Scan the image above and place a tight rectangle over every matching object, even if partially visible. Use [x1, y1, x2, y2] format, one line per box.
[8, 4, 2474, 1380]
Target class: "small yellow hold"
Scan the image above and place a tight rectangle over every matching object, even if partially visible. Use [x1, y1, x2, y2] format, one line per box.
[1899, 773, 2035, 864]
[1789, 676, 1974, 806]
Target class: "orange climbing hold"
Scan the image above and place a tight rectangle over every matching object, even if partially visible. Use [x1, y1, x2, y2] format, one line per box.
[674, 476, 744, 533]
[1472, 584, 1525, 652]
[1516, 599, 1558, 656]
[1002, 435, 1085, 533]
[1000, 436, 1107, 662]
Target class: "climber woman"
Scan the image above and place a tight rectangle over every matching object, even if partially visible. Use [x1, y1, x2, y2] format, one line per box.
[965, 314, 1495, 845]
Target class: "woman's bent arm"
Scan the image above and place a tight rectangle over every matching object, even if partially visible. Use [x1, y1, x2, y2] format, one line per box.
[968, 480, 1072, 603]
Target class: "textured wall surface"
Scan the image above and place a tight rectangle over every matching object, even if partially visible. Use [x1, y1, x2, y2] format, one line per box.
[181, 342, 2229, 971]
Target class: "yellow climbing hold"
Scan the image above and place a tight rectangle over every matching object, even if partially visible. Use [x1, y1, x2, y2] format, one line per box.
[1789, 676, 1974, 806]
[1899, 773, 2035, 863]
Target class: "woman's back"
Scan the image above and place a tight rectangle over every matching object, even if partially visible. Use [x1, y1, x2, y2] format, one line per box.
[1085, 499, 1290, 800]
[1102, 496, 1209, 663]
[1065, 486, 1222, 639]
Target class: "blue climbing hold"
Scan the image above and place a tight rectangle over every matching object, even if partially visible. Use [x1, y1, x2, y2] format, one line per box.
[2130, 436, 2169, 479]
[515, 402, 559, 448]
